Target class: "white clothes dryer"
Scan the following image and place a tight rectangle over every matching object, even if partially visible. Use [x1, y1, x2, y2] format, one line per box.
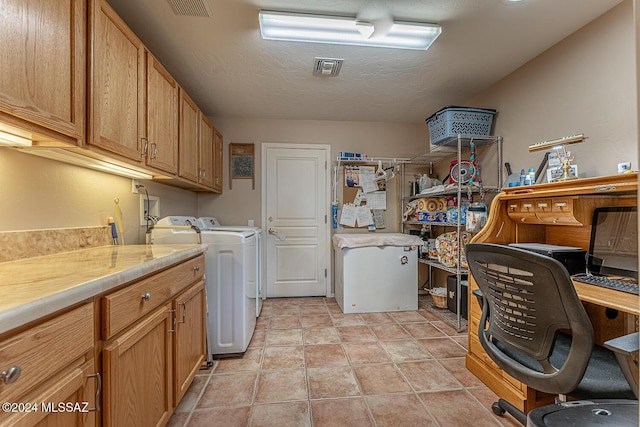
[197, 216, 265, 317]
[151, 216, 258, 356]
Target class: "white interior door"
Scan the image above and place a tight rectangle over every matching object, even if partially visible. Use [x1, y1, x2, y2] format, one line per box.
[263, 144, 330, 298]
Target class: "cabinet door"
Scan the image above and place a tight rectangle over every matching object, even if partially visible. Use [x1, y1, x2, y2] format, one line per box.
[198, 114, 215, 189]
[174, 280, 207, 403]
[212, 128, 223, 193]
[103, 304, 173, 427]
[0, 0, 85, 141]
[88, 0, 145, 162]
[178, 88, 200, 183]
[146, 53, 178, 174]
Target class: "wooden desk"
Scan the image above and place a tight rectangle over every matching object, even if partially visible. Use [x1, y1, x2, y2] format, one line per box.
[573, 280, 639, 316]
[466, 173, 639, 413]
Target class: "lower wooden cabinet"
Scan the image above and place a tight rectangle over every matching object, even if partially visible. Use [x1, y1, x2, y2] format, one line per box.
[102, 304, 173, 427]
[100, 255, 206, 426]
[0, 255, 206, 427]
[174, 281, 207, 403]
[0, 303, 97, 427]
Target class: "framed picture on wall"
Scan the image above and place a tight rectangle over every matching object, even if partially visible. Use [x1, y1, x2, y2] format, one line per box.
[230, 143, 255, 189]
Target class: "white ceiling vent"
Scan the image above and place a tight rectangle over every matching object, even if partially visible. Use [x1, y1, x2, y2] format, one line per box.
[313, 58, 343, 77]
[167, 0, 211, 17]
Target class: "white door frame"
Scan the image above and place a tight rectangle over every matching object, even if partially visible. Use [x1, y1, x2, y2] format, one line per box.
[261, 142, 332, 297]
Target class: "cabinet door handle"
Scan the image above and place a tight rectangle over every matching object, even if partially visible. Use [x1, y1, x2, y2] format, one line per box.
[178, 302, 187, 323]
[141, 138, 148, 155]
[169, 309, 176, 333]
[1, 366, 21, 384]
[151, 143, 158, 159]
[87, 372, 102, 412]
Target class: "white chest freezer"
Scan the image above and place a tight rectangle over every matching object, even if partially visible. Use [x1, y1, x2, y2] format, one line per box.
[332, 233, 423, 314]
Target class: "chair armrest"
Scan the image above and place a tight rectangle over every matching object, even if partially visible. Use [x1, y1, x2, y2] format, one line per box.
[604, 332, 639, 399]
[604, 332, 639, 357]
[472, 289, 484, 309]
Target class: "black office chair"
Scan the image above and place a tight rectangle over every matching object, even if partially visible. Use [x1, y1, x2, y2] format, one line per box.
[465, 243, 638, 426]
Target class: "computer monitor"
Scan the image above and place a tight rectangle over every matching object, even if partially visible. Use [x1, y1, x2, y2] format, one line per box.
[587, 206, 638, 280]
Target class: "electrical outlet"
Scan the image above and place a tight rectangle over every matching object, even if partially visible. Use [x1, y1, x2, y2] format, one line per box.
[132, 179, 140, 194]
[140, 194, 160, 225]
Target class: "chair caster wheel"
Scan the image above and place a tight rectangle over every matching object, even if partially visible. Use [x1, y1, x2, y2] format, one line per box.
[492, 402, 505, 416]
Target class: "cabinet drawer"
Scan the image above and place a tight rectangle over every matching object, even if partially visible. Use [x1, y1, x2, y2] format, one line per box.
[102, 255, 204, 339]
[506, 201, 537, 223]
[533, 199, 551, 213]
[0, 360, 96, 427]
[0, 303, 94, 403]
[537, 197, 580, 225]
[551, 198, 573, 213]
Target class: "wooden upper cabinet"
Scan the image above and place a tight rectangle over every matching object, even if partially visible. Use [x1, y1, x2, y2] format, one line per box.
[213, 128, 223, 193]
[88, 0, 145, 162]
[179, 88, 200, 183]
[0, 0, 85, 142]
[198, 114, 215, 189]
[146, 53, 179, 175]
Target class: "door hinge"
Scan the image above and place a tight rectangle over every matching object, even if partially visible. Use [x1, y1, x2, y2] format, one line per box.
[325, 268, 327, 278]
[325, 214, 327, 224]
[325, 160, 327, 170]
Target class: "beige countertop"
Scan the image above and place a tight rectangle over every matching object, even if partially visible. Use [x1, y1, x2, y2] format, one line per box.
[0, 244, 207, 334]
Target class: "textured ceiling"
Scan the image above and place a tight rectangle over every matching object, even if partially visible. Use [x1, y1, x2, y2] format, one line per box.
[106, 0, 623, 124]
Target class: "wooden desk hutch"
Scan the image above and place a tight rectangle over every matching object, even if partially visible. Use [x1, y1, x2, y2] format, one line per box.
[466, 173, 639, 413]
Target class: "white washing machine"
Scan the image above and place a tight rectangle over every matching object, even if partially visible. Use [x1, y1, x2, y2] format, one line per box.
[151, 216, 258, 356]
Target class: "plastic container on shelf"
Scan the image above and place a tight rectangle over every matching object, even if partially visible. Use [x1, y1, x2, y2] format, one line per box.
[466, 203, 488, 233]
[425, 106, 496, 145]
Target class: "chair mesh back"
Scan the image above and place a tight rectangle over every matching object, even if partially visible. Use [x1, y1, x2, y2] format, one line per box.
[466, 243, 594, 391]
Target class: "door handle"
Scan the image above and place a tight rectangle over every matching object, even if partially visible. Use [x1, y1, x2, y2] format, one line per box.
[268, 228, 286, 240]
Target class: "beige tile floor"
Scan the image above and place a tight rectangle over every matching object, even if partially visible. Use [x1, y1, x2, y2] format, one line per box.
[168, 296, 520, 427]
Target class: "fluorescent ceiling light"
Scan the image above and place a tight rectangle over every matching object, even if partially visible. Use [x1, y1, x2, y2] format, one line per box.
[259, 11, 442, 50]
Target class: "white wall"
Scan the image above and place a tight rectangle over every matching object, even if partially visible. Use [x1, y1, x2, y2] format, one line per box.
[0, 149, 198, 243]
[466, 0, 636, 178]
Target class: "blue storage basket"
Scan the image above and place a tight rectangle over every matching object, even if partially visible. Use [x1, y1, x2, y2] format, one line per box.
[426, 107, 496, 145]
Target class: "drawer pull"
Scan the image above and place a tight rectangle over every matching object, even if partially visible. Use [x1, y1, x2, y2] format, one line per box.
[87, 372, 102, 412]
[555, 202, 567, 208]
[1, 366, 21, 384]
[194, 266, 200, 272]
[141, 292, 151, 302]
